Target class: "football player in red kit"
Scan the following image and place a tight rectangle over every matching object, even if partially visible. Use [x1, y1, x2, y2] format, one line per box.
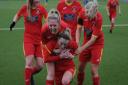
[9, 0, 47, 85]
[41, 9, 69, 85]
[75, 1, 104, 85]
[57, 0, 82, 40]
[42, 29, 78, 85]
[106, 0, 121, 33]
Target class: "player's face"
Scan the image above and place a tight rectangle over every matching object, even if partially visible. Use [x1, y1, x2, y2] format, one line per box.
[48, 19, 60, 34]
[58, 38, 69, 49]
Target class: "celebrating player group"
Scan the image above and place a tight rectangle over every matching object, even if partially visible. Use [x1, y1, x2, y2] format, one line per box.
[9, 0, 121, 85]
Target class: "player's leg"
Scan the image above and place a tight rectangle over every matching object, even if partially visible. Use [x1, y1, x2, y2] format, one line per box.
[23, 43, 35, 85]
[32, 44, 45, 75]
[91, 47, 103, 85]
[55, 70, 63, 85]
[62, 68, 75, 85]
[46, 63, 55, 85]
[91, 64, 100, 85]
[109, 12, 116, 33]
[77, 51, 90, 85]
[77, 61, 87, 85]
[25, 56, 34, 85]
[110, 17, 115, 33]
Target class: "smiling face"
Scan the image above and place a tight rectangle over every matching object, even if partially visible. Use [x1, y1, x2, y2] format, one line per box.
[48, 19, 60, 34]
[47, 9, 61, 34]
[57, 37, 69, 49]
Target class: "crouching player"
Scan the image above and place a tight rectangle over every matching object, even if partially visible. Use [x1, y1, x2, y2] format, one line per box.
[9, 0, 47, 85]
[76, 1, 104, 85]
[42, 29, 78, 85]
[106, 0, 121, 33]
[41, 9, 70, 85]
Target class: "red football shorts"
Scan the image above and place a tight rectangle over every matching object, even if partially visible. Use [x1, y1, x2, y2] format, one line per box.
[23, 42, 43, 57]
[55, 66, 75, 85]
[109, 11, 117, 21]
[79, 46, 103, 64]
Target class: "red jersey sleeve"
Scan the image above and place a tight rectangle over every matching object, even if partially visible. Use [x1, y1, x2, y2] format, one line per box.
[68, 41, 78, 55]
[17, 5, 26, 17]
[92, 13, 103, 37]
[78, 8, 85, 19]
[39, 4, 48, 19]
[41, 23, 48, 44]
[57, 2, 62, 13]
[42, 40, 61, 63]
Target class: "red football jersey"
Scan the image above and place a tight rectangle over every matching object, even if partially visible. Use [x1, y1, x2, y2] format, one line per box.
[17, 4, 47, 43]
[107, 0, 119, 13]
[57, 1, 82, 37]
[42, 39, 77, 69]
[78, 8, 104, 47]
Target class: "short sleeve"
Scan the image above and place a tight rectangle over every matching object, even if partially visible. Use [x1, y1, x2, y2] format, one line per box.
[92, 13, 103, 37]
[39, 5, 48, 19]
[17, 5, 26, 17]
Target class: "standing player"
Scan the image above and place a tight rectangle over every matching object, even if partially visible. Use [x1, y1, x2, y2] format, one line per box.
[57, 0, 82, 40]
[41, 9, 69, 85]
[106, 0, 121, 33]
[76, 1, 104, 85]
[9, 0, 47, 85]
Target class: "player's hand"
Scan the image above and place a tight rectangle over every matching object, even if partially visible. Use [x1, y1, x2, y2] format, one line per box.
[60, 49, 74, 59]
[75, 47, 84, 55]
[9, 21, 16, 31]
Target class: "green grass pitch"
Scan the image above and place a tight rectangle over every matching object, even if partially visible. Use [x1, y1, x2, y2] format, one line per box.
[0, 0, 128, 85]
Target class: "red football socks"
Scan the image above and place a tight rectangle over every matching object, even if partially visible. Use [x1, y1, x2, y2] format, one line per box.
[77, 72, 85, 85]
[46, 80, 54, 85]
[92, 76, 100, 85]
[25, 68, 32, 85]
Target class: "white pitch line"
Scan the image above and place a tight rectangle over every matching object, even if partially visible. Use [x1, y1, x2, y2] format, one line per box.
[0, 24, 128, 31]
[103, 24, 128, 27]
[0, 28, 24, 31]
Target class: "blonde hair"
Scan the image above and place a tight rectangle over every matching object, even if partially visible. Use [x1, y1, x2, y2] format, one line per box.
[47, 8, 61, 23]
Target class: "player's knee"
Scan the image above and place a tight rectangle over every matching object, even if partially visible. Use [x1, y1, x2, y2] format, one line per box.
[62, 78, 70, 85]
[37, 62, 44, 69]
[91, 64, 99, 77]
[37, 58, 45, 68]
[47, 71, 55, 80]
[25, 60, 33, 68]
[112, 18, 115, 23]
